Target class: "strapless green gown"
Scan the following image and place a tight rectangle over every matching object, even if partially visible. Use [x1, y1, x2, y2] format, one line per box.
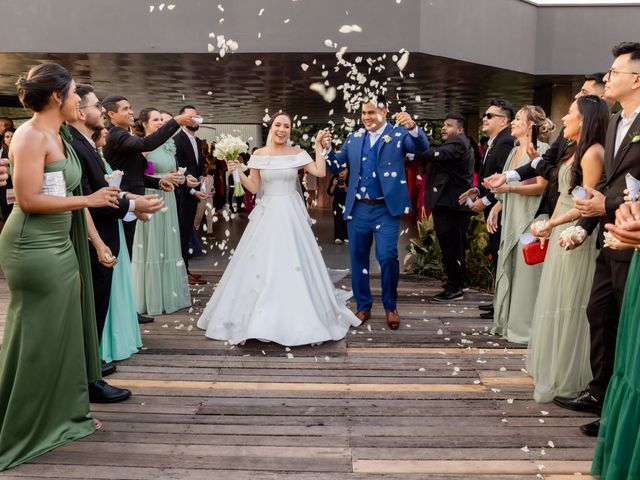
[0, 126, 100, 470]
[591, 250, 640, 480]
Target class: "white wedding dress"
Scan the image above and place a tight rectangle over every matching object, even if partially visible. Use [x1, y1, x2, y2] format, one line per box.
[197, 151, 361, 346]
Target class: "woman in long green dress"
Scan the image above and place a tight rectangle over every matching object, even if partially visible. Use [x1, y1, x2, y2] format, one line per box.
[0, 64, 120, 470]
[132, 108, 191, 315]
[487, 105, 553, 344]
[591, 203, 640, 480]
[91, 127, 142, 363]
[526, 96, 609, 403]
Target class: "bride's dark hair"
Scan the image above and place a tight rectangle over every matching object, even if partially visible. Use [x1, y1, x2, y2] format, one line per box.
[267, 112, 293, 129]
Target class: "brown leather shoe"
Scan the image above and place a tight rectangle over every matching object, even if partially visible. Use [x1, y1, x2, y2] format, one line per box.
[385, 310, 400, 330]
[355, 311, 371, 324]
[188, 274, 206, 285]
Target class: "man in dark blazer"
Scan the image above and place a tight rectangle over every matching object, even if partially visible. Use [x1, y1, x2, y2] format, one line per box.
[101, 95, 196, 256]
[69, 85, 164, 350]
[326, 95, 429, 329]
[416, 113, 474, 301]
[553, 42, 640, 437]
[65, 85, 156, 403]
[173, 105, 208, 285]
[460, 99, 515, 319]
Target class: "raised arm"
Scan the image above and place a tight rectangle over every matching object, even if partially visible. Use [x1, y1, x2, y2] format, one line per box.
[304, 131, 329, 178]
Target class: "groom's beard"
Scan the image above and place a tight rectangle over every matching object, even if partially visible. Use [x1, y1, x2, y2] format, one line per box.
[187, 125, 200, 133]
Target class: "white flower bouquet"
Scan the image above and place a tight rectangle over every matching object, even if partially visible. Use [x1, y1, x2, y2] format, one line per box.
[214, 134, 248, 197]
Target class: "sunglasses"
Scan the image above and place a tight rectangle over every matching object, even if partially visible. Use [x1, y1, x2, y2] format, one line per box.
[483, 112, 506, 120]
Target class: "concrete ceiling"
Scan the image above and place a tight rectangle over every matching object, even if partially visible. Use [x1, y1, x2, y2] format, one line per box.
[0, 51, 579, 124]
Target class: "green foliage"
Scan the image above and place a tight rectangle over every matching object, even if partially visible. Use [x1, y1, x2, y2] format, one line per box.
[404, 214, 495, 293]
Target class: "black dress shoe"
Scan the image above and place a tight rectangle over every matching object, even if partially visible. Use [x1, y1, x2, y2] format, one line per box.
[553, 389, 602, 414]
[101, 361, 116, 377]
[138, 314, 154, 324]
[478, 304, 493, 312]
[432, 289, 463, 302]
[480, 311, 494, 319]
[580, 419, 601, 437]
[88, 380, 131, 403]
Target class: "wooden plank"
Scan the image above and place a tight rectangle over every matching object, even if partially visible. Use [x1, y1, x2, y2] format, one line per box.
[353, 459, 592, 475]
[108, 379, 488, 393]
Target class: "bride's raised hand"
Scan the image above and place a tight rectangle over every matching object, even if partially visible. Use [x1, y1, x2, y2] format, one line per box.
[315, 130, 330, 149]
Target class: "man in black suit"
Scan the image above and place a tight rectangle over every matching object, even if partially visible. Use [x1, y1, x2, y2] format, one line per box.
[459, 99, 515, 318]
[69, 84, 164, 365]
[173, 105, 208, 286]
[416, 113, 474, 301]
[102, 95, 195, 322]
[553, 42, 640, 436]
[102, 96, 195, 256]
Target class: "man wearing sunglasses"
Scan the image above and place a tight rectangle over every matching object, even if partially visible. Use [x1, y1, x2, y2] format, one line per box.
[459, 98, 515, 319]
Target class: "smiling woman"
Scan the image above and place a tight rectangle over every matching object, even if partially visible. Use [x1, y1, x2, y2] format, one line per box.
[0, 62, 121, 471]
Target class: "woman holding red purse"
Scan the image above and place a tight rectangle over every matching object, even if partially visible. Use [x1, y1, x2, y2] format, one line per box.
[486, 105, 553, 344]
[525, 95, 609, 403]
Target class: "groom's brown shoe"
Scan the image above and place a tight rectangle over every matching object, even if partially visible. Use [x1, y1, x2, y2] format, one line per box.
[355, 311, 371, 324]
[385, 310, 400, 330]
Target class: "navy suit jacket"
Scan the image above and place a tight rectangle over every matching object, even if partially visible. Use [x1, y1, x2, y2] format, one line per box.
[328, 123, 429, 218]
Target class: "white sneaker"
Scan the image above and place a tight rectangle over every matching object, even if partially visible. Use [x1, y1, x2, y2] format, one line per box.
[334, 239, 343, 244]
[344, 239, 349, 244]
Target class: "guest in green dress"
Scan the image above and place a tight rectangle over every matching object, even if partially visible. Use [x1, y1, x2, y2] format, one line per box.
[591, 202, 640, 479]
[486, 105, 554, 343]
[0, 64, 121, 470]
[92, 127, 142, 363]
[526, 96, 609, 403]
[132, 108, 191, 315]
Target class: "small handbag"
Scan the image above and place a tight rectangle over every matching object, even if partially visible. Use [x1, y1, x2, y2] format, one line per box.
[522, 240, 548, 265]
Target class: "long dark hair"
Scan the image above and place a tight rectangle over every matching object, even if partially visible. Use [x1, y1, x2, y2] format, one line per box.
[568, 95, 609, 192]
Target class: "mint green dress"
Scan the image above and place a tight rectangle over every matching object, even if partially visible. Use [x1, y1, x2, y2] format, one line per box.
[492, 142, 549, 344]
[132, 140, 190, 315]
[591, 251, 640, 480]
[0, 126, 99, 470]
[526, 161, 597, 402]
[100, 162, 142, 363]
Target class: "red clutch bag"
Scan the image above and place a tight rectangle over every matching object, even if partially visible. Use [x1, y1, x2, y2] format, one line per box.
[522, 240, 548, 265]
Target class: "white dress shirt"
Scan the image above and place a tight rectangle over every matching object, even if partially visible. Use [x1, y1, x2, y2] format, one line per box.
[614, 105, 640, 156]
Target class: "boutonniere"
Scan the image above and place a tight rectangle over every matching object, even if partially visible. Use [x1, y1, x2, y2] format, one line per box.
[623, 130, 640, 154]
[382, 135, 392, 143]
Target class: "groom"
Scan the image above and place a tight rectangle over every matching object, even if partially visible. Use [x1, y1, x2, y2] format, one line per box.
[326, 95, 429, 329]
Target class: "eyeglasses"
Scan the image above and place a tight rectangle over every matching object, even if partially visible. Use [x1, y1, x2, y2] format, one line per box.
[77, 101, 102, 110]
[483, 112, 506, 120]
[605, 68, 639, 79]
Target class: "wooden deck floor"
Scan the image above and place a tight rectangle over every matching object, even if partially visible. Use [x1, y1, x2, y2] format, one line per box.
[0, 270, 598, 479]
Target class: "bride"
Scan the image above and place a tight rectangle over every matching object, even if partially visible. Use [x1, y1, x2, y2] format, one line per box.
[197, 112, 361, 346]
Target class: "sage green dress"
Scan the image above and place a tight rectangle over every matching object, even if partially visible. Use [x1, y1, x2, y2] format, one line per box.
[132, 139, 190, 315]
[0, 126, 100, 470]
[591, 251, 640, 480]
[526, 161, 597, 403]
[492, 142, 549, 344]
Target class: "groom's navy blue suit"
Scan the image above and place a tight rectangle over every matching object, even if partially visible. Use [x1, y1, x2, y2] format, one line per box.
[328, 123, 429, 312]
